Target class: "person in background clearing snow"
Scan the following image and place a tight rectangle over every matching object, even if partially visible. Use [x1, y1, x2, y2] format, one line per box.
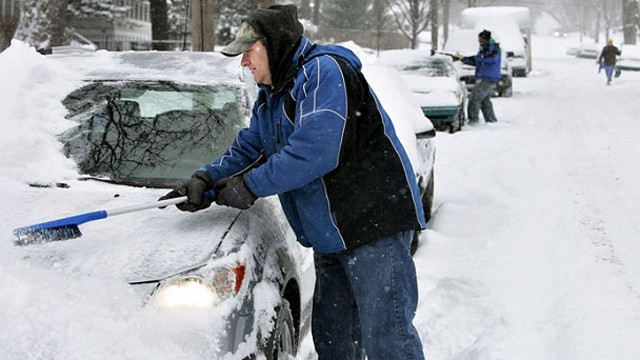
[452, 29, 501, 124]
[598, 38, 621, 85]
[160, 5, 426, 360]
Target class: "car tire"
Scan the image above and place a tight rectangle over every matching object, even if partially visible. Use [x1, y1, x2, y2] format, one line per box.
[422, 169, 435, 224]
[265, 298, 297, 360]
[501, 85, 513, 98]
[411, 169, 434, 255]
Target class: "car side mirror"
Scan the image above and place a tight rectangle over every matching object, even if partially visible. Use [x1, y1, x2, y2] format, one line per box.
[416, 129, 436, 139]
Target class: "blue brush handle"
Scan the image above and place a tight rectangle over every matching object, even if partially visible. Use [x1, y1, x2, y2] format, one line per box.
[21, 189, 216, 230]
[25, 210, 108, 231]
[204, 189, 215, 201]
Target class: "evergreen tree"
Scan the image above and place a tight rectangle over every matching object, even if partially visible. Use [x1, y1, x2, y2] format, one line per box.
[216, 0, 253, 45]
[67, 0, 128, 21]
[321, 0, 372, 30]
[14, 0, 68, 50]
[167, 0, 190, 48]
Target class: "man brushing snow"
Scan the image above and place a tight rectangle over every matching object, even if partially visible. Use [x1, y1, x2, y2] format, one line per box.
[161, 4, 426, 360]
[458, 29, 501, 124]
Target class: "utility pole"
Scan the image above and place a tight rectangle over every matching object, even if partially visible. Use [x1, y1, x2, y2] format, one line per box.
[191, 0, 215, 51]
[579, 0, 583, 43]
[442, 0, 450, 45]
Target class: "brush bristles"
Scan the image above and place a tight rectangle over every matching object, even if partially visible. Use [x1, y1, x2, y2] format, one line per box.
[13, 225, 83, 246]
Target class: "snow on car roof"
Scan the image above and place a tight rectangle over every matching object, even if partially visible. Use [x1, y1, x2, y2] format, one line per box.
[47, 50, 245, 84]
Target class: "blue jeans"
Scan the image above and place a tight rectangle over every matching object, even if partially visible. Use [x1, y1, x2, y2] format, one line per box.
[312, 230, 425, 360]
[603, 65, 614, 83]
[468, 79, 497, 123]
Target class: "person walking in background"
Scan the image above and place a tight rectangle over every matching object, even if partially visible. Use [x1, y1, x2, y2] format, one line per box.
[598, 38, 621, 85]
[160, 4, 426, 360]
[454, 29, 501, 124]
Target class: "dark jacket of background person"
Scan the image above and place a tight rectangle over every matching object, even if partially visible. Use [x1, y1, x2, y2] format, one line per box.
[599, 44, 621, 66]
[462, 39, 502, 82]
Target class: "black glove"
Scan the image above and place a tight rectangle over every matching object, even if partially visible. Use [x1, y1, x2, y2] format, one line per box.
[159, 170, 213, 212]
[213, 175, 258, 210]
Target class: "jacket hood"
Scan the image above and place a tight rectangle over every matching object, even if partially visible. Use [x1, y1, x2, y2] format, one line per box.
[243, 4, 304, 89]
[257, 37, 363, 92]
[299, 40, 363, 71]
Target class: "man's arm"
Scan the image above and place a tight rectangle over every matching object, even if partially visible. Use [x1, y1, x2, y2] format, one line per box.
[461, 55, 477, 66]
[245, 55, 349, 197]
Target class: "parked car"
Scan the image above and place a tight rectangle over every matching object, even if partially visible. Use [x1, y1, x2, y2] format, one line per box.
[22, 51, 313, 360]
[376, 51, 468, 133]
[443, 29, 514, 98]
[615, 44, 640, 77]
[574, 43, 600, 59]
[10, 50, 436, 357]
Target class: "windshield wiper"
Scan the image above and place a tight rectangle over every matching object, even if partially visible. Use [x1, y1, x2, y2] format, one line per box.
[79, 176, 182, 189]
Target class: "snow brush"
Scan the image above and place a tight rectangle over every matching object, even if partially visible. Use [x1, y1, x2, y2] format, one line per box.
[13, 190, 215, 246]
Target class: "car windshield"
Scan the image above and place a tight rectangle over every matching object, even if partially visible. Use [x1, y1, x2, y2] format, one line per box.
[401, 59, 455, 77]
[61, 81, 245, 182]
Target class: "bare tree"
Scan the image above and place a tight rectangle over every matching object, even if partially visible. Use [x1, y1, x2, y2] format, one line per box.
[622, 0, 638, 45]
[442, 0, 450, 44]
[430, 0, 438, 53]
[388, 0, 431, 49]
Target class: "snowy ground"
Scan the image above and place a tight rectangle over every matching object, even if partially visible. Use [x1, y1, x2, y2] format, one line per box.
[2, 33, 640, 359]
[413, 34, 640, 359]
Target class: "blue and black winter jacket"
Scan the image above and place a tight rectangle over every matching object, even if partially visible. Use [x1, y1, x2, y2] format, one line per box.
[462, 40, 502, 83]
[204, 37, 426, 253]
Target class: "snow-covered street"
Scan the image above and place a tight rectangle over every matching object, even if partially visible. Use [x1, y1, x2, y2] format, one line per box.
[416, 34, 640, 359]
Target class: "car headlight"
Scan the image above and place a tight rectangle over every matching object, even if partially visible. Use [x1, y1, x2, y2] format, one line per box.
[151, 277, 220, 310]
[151, 264, 246, 310]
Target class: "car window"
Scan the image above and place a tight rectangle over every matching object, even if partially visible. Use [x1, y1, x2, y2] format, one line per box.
[61, 81, 246, 181]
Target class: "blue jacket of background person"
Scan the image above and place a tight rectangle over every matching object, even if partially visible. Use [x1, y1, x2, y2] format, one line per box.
[462, 39, 502, 83]
[202, 37, 426, 254]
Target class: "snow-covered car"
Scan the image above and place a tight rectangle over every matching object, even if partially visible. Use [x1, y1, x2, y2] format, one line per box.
[5, 46, 436, 357]
[574, 43, 600, 59]
[11, 50, 315, 360]
[376, 51, 467, 133]
[615, 44, 640, 77]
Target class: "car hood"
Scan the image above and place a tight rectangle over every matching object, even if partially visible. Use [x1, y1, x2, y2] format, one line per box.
[17, 179, 240, 283]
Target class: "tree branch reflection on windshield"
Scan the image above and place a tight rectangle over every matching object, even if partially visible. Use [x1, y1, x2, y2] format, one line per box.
[61, 82, 244, 180]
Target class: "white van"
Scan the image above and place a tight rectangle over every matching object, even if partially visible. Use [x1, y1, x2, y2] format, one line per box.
[459, 6, 532, 77]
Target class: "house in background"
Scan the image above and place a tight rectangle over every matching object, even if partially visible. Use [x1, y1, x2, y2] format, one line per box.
[70, 0, 152, 51]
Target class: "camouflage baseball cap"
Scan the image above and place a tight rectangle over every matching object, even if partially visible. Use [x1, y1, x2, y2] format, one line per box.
[220, 22, 261, 57]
